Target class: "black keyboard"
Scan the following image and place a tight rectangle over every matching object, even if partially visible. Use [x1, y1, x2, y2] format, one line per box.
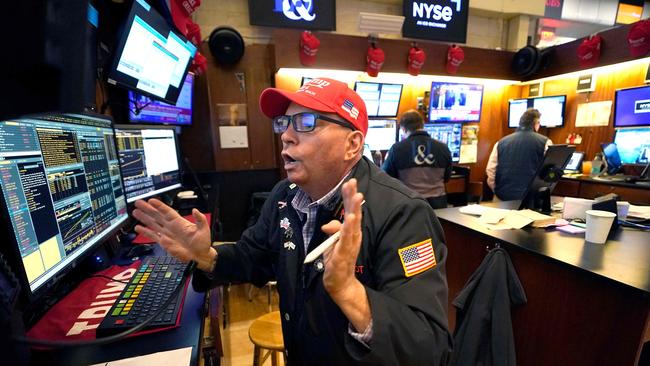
[96, 256, 188, 337]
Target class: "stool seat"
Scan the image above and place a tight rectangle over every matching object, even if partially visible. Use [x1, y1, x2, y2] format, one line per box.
[249, 310, 284, 352]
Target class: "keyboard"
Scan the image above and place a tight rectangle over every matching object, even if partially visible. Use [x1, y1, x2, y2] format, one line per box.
[96, 256, 188, 337]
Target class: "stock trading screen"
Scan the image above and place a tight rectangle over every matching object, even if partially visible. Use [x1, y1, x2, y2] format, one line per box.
[0, 114, 128, 292]
[114, 127, 182, 203]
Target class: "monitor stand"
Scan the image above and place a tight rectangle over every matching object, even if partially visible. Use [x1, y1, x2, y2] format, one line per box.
[523, 186, 551, 214]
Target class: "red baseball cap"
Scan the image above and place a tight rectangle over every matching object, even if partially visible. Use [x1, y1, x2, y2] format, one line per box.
[627, 19, 650, 57]
[577, 35, 602, 68]
[299, 31, 320, 66]
[259, 78, 368, 136]
[446, 45, 465, 74]
[366, 46, 385, 77]
[169, 0, 201, 35]
[407, 47, 426, 76]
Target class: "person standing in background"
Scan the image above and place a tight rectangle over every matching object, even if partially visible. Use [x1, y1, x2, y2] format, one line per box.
[383, 110, 452, 209]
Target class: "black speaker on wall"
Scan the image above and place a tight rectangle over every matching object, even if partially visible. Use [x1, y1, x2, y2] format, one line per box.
[512, 45, 554, 79]
[209, 27, 245, 65]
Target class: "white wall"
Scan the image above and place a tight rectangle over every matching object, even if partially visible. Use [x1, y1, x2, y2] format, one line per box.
[194, 0, 508, 50]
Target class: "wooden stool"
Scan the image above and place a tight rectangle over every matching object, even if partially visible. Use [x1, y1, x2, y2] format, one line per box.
[249, 311, 284, 366]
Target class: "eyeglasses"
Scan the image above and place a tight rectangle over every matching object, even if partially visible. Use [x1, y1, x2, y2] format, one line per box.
[272, 112, 355, 134]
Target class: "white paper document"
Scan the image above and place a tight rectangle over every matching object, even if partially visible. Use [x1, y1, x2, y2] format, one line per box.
[89, 346, 192, 366]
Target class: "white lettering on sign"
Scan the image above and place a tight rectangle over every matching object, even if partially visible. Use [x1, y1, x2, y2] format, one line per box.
[413, 2, 455, 22]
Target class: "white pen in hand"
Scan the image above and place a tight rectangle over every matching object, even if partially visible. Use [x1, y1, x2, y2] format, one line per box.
[303, 200, 364, 264]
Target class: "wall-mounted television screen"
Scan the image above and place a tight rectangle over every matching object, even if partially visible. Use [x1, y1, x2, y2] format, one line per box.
[424, 123, 462, 162]
[614, 127, 650, 164]
[365, 119, 398, 151]
[248, 0, 336, 30]
[429, 81, 483, 123]
[402, 0, 470, 43]
[508, 95, 566, 128]
[614, 85, 650, 127]
[354, 82, 403, 118]
[128, 72, 193, 125]
[107, 0, 196, 105]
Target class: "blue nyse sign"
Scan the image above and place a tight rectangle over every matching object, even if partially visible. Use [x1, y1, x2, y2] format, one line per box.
[402, 0, 469, 43]
[248, 0, 336, 30]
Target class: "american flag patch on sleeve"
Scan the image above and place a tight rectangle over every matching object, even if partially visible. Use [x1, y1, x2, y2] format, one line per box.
[398, 239, 436, 277]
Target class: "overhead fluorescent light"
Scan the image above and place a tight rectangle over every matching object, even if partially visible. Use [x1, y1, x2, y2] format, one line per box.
[358, 12, 405, 35]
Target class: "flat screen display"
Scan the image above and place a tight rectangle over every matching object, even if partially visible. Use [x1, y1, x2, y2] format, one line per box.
[365, 119, 398, 151]
[248, 0, 336, 30]
[0, 113, 128, 294]
[354, 82, 403, 118]
[614, 127, 650, 164]
[614, 85, 650, 127]
[107, 0, 196, 105]
[508, 95, 566, 128]
[423, 123, 461, 162]
[564, 152, 585, 171]
[402, 0, 470, 43]
[429, 81, 483, 123]
[128, 73, 193, 125]
[602, 143, 623, 174]
[114, 125, 182, 203]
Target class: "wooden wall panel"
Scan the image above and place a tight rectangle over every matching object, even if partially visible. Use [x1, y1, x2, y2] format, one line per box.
[272, 29, 519, 80]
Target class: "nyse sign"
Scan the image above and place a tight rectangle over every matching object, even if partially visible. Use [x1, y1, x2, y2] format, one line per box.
[248, 0, 335, 30]
[402, 0, 469, 43]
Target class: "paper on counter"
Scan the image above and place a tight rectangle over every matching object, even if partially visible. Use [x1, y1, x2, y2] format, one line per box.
[89, 347, 192, 366]
[627, 204, 650, 220]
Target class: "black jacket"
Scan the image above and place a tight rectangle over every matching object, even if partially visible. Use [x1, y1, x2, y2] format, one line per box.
[382, 131, 452, 199]
[193, 157, 452, 365]
[449, 248, 527, 366]
[495, 128, 548, 201]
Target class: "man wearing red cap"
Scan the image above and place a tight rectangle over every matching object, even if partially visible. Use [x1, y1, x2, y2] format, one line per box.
[132, 78, 452, 365]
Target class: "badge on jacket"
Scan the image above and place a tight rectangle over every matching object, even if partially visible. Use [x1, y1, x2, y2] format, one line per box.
[398, 238, 436, 277]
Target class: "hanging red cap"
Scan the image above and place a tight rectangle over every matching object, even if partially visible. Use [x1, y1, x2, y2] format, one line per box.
[407, 47, 426, 76]
[446, 45, 464, 75]
[299, 31, 320, 66]
[191, 52, 207, 75]
[168, 0, 201, 35]
[627, 19, 650, 57]
[366, 46, 385, 77]
[577, 35, 602, 68]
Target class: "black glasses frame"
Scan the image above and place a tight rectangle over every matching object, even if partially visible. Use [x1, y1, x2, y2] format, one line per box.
[273, 112, 355, 133]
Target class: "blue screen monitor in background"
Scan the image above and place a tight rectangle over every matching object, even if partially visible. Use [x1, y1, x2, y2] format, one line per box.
[365, 119, 398, 151]
[429, 82, 483, 123]
[614, 127, 650, 164]
[602, 143, 623, 175]
[423, 123, 462, 162]
[354, 82, 403, 118]
[0, 113, 128, 297]
[614, 85, 650, 127]
[128, 73, 194, 125]
[107, 0, 196, 105]
[508, 95, 566, 128]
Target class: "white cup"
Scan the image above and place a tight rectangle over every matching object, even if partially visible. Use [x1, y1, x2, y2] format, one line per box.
[616, 201, 630, 220]
[585, 210, 617, 244]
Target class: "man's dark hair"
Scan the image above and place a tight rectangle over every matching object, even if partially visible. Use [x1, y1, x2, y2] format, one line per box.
[400, 110, 424, 133]
[519, 108, 541, 129]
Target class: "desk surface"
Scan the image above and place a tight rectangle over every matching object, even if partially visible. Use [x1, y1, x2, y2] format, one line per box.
[435, 201, 650, 294]
[563, 174, 650, 189]
[30, 248, 206, 366]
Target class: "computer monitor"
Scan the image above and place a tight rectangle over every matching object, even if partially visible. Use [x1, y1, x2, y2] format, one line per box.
[114, 125, 182, 203]
[128, 73, 194, 125]
[363, 144, 375, 162]
[614, 127, 650, 164]
[564, 152, 585, 172]
[301, 77, 313, 87]
[365, 119, 398, 151]
[429, 81, 483, 123]
[508, 95, 566, 128]
[614, 85, 650, 127]
[107, 0, 197, 105]
[423, 123, 462, 163]
[519, 144, 576, 212]
[0, 113, 128, 297]
[354, 82, 403, 118]
[601, 143, 623, 175]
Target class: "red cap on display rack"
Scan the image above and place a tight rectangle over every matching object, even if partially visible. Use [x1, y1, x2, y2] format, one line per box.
[168, 0, 201, 35]
[446, 45, 464, 75]
[627, 19, 650, 57]
[407, 46, 426, 76]
[299, 31, 321, 66]
[366, 46, 385, 77]
[576, 34, 602, 68]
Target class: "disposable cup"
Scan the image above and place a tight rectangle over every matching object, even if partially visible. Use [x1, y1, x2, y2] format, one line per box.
[585, 210, 616, 244]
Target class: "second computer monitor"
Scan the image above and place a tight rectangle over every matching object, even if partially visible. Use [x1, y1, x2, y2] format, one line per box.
[114, 125, 182, 203]
[424, 123, 462, 162]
